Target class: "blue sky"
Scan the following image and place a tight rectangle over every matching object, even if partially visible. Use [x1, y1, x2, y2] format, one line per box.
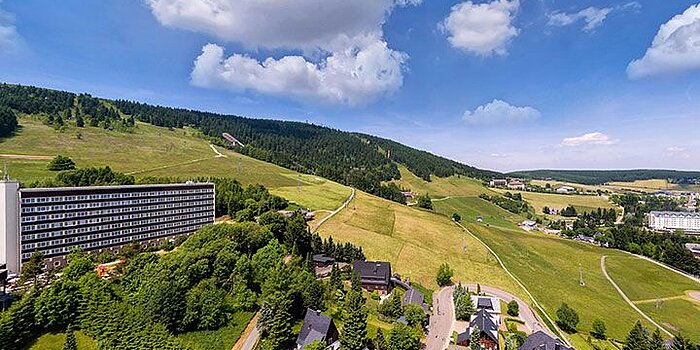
[0, 0, 699, 172]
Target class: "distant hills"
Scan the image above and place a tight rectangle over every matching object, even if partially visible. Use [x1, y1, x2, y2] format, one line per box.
[508, 169, 700, 185]
[0, 83, 499, 202]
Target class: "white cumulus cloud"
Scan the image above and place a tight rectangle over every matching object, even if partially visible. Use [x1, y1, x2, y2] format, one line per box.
[192, 41, 407, 106]
[441, 0, 520, 56]
[561, 132, 617, 147]
[627, 4, 700, 79]
[462, 99, 540, 124]
[547, 7, 612, 32]
[0, 3, 20, 54]
[147, 0, 419, 105]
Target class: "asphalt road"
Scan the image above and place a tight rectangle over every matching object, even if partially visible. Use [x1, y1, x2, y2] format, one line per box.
[463, 283, 554, 337]
[425, 286, 455, 350]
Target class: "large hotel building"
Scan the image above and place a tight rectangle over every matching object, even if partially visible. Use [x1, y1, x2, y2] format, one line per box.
[0, 178, 215, 274]
[648, 211, 700, 233]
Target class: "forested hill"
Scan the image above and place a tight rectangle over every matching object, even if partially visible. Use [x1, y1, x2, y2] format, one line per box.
[509, 169, 700, 185]
[0, 83, 499, 202]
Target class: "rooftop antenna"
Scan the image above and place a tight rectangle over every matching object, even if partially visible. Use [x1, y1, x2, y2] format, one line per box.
[579, 264, 585, 287]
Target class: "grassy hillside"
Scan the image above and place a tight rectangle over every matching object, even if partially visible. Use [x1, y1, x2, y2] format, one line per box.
[389, 165, 493, 198]
[433, 196, 700, 345]
[315, 191, 524, 296]
[0, 116, 349, 211]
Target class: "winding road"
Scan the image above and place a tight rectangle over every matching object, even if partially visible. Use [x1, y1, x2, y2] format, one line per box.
[311, 187, 355, 233]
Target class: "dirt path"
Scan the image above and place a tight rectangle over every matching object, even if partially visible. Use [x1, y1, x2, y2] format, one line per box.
[311, 187, 355, 233]
[231, 313, 259, 350]
[209, 144, 227, 158]
[0, 154, 53, 160]
[600, 256, 673, 337]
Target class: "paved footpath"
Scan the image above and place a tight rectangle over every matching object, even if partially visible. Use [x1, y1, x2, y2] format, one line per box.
[426, 286, 455, 350]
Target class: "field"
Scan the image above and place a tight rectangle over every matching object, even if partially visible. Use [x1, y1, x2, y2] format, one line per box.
[389, 165, 494, 198]
[435, 196, 700, 346]
[529, 180, 604, 193]
[28, 330, 97, 350]
[492, 189, 618, 220]
[178, 311, 254, 350]
[316, 191, 524, 296]
[605, 255, 700, 340]
[0, 116, 349, 211]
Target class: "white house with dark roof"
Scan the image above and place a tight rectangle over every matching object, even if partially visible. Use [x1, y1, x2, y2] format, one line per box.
[471, 295, 501, 315]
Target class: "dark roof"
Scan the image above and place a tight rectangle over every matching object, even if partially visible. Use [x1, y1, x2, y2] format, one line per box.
[353, 261, 391, 286]
[296, 309, 335, 348]
[402, 288, 424, 307]
[313, 254, 335, 264]
[457, 331, 470, 343]
[517, 331, 572, 350]
[476, 297, 493, 310]
[469, 309, 499, 343]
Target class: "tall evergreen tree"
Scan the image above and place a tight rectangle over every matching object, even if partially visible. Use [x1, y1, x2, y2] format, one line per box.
[624, 321, 650, 350]
[649, 329, 665, 350]
[340, 290, 367, 350]
[671, 333, 695, 350]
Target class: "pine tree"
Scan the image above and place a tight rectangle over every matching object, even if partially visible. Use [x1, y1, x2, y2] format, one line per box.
[340, 290, 367, 350]
[623, 321, 650, 350]
[671, 333, 695, 350]
[649, 328, 665, 350]
[351, 270, 362, 293]
[63, 324, 78, 350]
[263, 292, 294, 350]
[374, 328, 387, 350]
[470, 326, 482, 350]
[330, 263, 342, 291]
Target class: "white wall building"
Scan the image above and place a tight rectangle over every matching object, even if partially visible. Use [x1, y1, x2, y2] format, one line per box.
[648, 211, 700, 233]
[1, 179, 215, 274]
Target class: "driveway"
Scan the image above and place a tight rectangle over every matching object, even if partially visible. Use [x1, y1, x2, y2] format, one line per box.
[463, 283, 554, 337]
[426, 286, 455, 350]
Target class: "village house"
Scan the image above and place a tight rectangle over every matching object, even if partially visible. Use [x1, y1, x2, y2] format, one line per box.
[296, 309, 340, 349]
[352, 260, 393, 294]
[517, 331, 572, 350]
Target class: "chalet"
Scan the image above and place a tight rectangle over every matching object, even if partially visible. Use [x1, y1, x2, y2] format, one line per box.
[519, 220, 537, 230]
[471, 295, 501, 315]
[489, 179, 508, 187]
[312, 254, 335, 268]
[296, 309, 340, 349]
[517, 331, 572, 350]
[401, 191, 416, 199]
[402, 288, 429, 313]
[507, 181, 526, 190]
[456, 309, 500, 350]
[353, 260, 392, 294]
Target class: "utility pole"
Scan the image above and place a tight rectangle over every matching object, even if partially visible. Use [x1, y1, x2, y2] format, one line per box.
[579, 264, 585, 287]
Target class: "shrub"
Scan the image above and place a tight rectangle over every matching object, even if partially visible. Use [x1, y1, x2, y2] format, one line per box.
[436, 263, 453, 287]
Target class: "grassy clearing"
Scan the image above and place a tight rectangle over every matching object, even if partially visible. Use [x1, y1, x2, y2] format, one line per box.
[389, 165, 494, 198]
[637, 299, 700, 341]
[317, 191, 523, 297]
[1, 116, 349, 211]
[178, 311, 254, 350]
[530, 180, 604, 193]
[607, 179, 679, 192]
[27, 330, 97, 350]
[492, 189, 617, 219]
[605, 255, 700, 301]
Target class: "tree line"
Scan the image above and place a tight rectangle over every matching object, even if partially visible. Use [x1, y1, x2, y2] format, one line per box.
[0, 83, 500, 204]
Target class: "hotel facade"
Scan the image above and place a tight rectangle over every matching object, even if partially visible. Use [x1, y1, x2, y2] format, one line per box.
[1, 179, 215, 274]
[648, 211, 700, 233]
